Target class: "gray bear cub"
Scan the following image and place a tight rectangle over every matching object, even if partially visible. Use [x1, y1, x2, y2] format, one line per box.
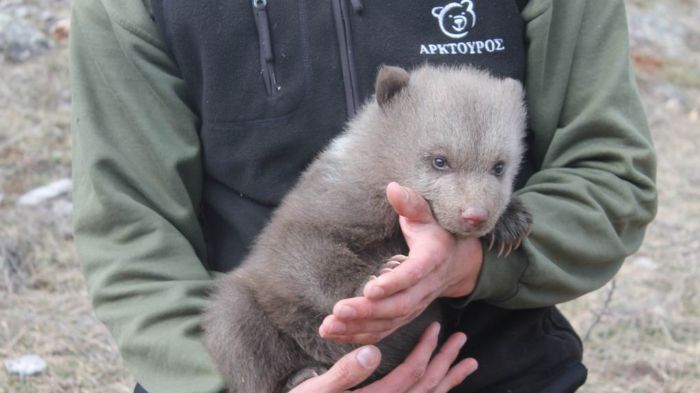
[204, 65, 532, 393]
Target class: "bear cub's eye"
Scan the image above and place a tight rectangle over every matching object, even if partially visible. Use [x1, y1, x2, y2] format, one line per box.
[432, 156, 450, 171]
[492, 161, 505, 177]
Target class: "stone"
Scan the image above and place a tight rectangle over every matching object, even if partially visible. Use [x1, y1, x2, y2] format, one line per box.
[631, 256, 658, 270]
[4, 354, 47, 377]
[0, 12, 50, 62]
[17, 178, 72, 207]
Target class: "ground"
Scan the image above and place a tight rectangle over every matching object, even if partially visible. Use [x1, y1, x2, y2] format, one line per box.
[0, 0, 698, 392]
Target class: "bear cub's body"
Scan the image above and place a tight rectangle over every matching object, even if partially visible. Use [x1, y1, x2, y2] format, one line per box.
[204, 65, 532, 393]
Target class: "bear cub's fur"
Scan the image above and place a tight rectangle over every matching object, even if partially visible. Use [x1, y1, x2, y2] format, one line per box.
[204, 65, 532, 393]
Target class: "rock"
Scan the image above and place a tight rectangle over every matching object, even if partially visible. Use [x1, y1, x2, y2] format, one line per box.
[13, 6, 30, 19]
[51, 198, 73, 217]
[4, 354, 47, 377]
[627, 4, 689, 60]
[631, 256, 658, 270]
[17, 178, 72, 207]
[0, 12, 50, 62]
[665, 97, 683, 113]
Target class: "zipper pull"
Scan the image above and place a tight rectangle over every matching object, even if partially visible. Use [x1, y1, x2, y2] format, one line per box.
[252, 0, 280, 95]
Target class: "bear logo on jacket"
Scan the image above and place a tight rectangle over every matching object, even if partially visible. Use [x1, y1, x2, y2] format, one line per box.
[432, 0, 477, 39]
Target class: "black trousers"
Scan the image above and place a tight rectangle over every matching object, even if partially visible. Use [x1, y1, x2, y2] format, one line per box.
[446, 304, 587, 393]
[134, 385, 147, 393]
[134, 365, 585, 393]
[135, 305, 587, 393]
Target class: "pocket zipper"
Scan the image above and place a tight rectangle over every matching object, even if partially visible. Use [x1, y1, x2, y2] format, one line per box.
[252, 0, 281, 96]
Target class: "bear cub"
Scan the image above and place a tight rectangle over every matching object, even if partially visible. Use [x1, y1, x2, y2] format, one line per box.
[204, 65, 532, 393]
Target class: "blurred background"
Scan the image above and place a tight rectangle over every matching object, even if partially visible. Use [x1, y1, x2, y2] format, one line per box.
[0, 0, 698, 392]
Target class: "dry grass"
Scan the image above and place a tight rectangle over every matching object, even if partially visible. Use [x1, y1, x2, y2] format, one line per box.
[1, 0, 699, 392]
[1, 2, 134, 390]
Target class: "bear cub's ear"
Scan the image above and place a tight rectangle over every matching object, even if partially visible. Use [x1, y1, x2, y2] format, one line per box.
[375, 65, 410, 110]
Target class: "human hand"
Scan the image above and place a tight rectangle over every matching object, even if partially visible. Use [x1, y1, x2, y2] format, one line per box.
[291, 322, 477, 393]
[319, 182, 483, 344]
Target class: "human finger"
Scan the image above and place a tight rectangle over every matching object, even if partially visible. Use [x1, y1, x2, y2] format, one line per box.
[322, 329, 397, 345]
[363, 253, 442, 300]
[335, 283, 434, 321]
[320, 314, 403, 337]
[432, 358, 478, 393]
[353, 322, 440, 392]
[326, 308, 429, 345]
[291, 346, 380, 393]
[406, 332, 467, 393]
[386, 182, 435, 225]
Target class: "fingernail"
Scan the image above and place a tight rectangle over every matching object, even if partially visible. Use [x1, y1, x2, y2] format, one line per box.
[357, 346, 379, 369]
[458, 334, 467, 349]
[401, 186, 410, 202]
[336, 305, 357, 319]
[433, 322, 441, 338]
[366, 285, 384, 299]
[327, 321, 346, 334]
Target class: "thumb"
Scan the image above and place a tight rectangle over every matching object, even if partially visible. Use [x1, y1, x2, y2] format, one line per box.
[386, 182, 435, 225]
[297, 346, 381, 392]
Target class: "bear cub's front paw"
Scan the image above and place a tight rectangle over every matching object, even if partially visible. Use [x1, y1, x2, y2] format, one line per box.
[355, 255, 408, 297]
[487, 197, 532, 257]
[373, 254, 408, 279]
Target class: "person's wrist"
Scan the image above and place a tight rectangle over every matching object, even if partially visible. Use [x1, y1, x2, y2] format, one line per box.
[442, 238, 483, 298]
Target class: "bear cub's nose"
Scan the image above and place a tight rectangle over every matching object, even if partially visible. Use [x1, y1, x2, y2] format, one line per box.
[461, 207, 489, 231]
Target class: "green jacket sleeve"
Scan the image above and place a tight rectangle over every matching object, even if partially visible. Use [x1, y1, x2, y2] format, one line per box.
[468, 0, 658, 308]
[70, 1, 225, 391]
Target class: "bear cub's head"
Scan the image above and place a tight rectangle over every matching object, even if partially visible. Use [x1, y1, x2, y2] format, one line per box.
[372, 65, 526, 238]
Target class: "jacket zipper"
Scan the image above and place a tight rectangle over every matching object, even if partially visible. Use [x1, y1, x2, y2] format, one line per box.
[332, 0, 363, 117]
[252, 0, 281, 96]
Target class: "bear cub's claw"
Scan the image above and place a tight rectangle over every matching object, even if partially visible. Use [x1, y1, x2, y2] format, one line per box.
[357, 255, 408, 297]
[487, 197, 532, 257]
[284, 366, 328, 392]
[378, 254, 408, 276]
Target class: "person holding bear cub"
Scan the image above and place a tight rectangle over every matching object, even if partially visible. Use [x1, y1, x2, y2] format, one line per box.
[71, 0, 656, 392]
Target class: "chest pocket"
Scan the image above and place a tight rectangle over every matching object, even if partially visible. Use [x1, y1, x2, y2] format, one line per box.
[152, 0, 308, 123]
